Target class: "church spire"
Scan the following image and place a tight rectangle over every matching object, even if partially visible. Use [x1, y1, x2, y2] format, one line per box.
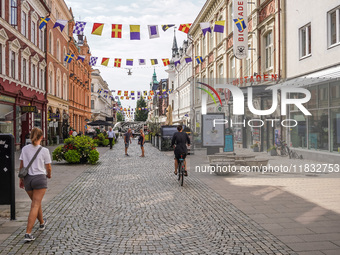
[172, 28, 178, 58]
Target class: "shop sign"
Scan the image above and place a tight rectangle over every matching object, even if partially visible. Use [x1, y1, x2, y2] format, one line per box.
[0, 95, 15, 103]
[48, 113, 60, 119]
[21, 106, 37, 113]
[233, 0, 248, 59]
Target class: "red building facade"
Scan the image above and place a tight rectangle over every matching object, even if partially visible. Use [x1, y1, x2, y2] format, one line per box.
[0, 0, 49, 149]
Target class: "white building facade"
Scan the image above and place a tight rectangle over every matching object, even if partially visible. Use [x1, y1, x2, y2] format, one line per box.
[90, 69, 113, 121]
[286, 0, 340, 161]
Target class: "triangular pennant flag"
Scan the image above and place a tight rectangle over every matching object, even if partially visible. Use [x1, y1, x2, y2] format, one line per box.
[214, 20, 225, 33]
[200, 22, 211, 36]
[101, 58, 110, 66]
[114, 58, 122, 67]
[39, 16, 50, 29]
[130, 25, 140, 40]
[148, 25, 160, 39]
[161, 24, 175, 31]
[91, 23, 104, 36]
[111, 24, 122, 38]
[53, 19, 68, 32]
[77, 55, 85, 62]
[174, 58, 180, 66]
[178, 23, 192, 34]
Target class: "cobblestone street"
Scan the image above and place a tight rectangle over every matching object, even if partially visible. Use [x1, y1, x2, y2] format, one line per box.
[0, 141, 296, 255]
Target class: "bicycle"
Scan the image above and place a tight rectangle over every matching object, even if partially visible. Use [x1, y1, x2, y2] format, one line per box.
[276, 139, 303, 159]
[177, 154, 186, 186]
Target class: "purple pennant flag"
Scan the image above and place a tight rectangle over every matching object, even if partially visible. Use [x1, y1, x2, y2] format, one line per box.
[148, 25, 159, 39]
[77, 55, 85, 62]
[184, 57, 192, 63]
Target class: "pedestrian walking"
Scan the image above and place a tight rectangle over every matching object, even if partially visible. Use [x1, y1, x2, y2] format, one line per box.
[124, 128, 132, 156]
[138, 129, 145, 157]
[108, 127, 115, 149]
[19, 127, 52, 242]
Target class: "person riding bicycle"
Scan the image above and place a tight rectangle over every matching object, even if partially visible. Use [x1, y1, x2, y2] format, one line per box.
[171, 125, 190, 176]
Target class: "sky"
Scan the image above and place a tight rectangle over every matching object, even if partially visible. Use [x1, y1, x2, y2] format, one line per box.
[64, 0, 206, 111]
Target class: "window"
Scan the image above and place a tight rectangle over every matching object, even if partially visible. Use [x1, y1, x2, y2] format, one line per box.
[196, 43, 200, 57]
[0, 0, 3, 18]
[244, 44, 251, 77]
[230, 56, 235, 78]
[56, 74, 60, 97]
[299, 24, 311, 58]
[10, 0, 18, 27]
[22, 58, 27, 83]
[49, 70, 53, 93]
[0, 45, 2, 74]
[32, 64, 36, 87]
[228, 3, 233, 33]
[39, 29, 43, 50]
[56, 40, 60, 61]
[31, 21, 36, 44]
[21, 11, 27, 36]
[40, 69, 45, 90]
[49, 31, 52, 54]
[209, 27, 214, 51]
[328, 6, 340, 47]
[91, 100, 94, 109]
[218, 64, 223, 83]
[265, 32, 273, 70]
[10, 51, 15, 78]
[203, 36, 206, 57]
[91, 83, 94, 92]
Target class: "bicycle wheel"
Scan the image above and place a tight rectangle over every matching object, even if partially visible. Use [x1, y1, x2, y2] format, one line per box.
[178, 161, 181, 181]
[181, 164, 184, 186]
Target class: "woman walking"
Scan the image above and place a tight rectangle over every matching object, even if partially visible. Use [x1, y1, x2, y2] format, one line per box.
[19, 127, 52, 242]
[139, 129, 145, 157]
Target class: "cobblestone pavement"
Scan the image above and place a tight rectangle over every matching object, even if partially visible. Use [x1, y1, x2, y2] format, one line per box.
[0, 142, 297, 255]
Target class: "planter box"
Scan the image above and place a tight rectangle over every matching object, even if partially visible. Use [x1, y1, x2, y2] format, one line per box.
[253, 147, 260, 152]
[269, 149, 277, 156]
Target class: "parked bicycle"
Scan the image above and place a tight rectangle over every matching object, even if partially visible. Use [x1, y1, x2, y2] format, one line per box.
[276, 140, 303, 159]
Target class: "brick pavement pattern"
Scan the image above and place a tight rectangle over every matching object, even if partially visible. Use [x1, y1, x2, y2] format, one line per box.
[0, 142, 297, 254]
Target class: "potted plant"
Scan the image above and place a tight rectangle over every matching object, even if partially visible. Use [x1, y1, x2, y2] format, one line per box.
[267, 145, 277, 156]
[251, 142, 260, 152]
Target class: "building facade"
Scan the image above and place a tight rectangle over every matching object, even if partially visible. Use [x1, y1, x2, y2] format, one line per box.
[45, 0, 72, 141]
[285, 0, 340, 162]
[0, 0, 49, 149]
[190, 0, 285, 151]
[90, 69, 113, 123]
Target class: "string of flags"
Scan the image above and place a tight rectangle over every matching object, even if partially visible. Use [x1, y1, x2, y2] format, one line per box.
[97, 88, 176, 101]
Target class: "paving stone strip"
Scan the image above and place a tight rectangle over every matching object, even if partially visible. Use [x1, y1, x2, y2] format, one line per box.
[0, 142, 297, 255]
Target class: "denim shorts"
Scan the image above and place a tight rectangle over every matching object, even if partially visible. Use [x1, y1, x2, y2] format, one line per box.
[24, 174, 47, 191]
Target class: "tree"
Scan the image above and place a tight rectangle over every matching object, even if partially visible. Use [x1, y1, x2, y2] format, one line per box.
[134, 97, 148, 121]
[116, 112, 124, 122]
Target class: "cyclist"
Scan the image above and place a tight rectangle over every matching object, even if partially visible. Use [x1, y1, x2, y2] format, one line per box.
[171, 125, 190, 176]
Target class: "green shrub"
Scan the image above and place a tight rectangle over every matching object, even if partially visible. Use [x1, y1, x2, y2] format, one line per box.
[94, 133, 110, 147]
[88, 149, 99, 164]
[52, 145, 64, 162]
[64, 150, 81, 163]
[102, 139, 109, 146]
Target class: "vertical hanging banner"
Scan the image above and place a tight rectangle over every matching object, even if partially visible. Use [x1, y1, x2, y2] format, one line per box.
[233, 0, 248, 59]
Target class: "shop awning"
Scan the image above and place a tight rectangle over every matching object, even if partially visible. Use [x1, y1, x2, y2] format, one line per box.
[267, 65, 340, 90]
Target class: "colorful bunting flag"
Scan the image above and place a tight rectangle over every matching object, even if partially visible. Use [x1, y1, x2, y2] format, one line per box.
[162, 59, 170, 66]
[139, 59, 146, 65]
[174, 58, 180, 67]
[178, 23, 192, 34]
[150, 59, 158, 65]
[53, 19, 68, 32]
[233, 18, 247, 32]
[150, 91, 154, 96]
[89, 56, 98, 66]
[195, 56, 203, 64]
[124, 91, 128, 96]
[114, 58, 122, 67]
[148, 25, 160, 39]
[131, 91, 135, 96]
[39, 16, 50, 29]
[130, 25, 140, 40]
[184, 57, 192, 63]
[64, 53, 74, 63]
[120, 96, 124, 100]
[214, 20, 225, 33]
[162, 24, 175, 31]
[77, 55, 85, 62]
[91, 23, 104, 36]
[200, 22, 211, 36]
[101, 58, 110, 66]
[73, 21, 86, 34]
[117, 90, 122, 95]
[112, 24, 122, 38]
[126, 59, 133, 66]
[143, 91, 147, 96]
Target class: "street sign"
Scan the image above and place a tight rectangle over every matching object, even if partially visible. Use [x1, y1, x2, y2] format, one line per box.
[21, 106, 37, 113]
